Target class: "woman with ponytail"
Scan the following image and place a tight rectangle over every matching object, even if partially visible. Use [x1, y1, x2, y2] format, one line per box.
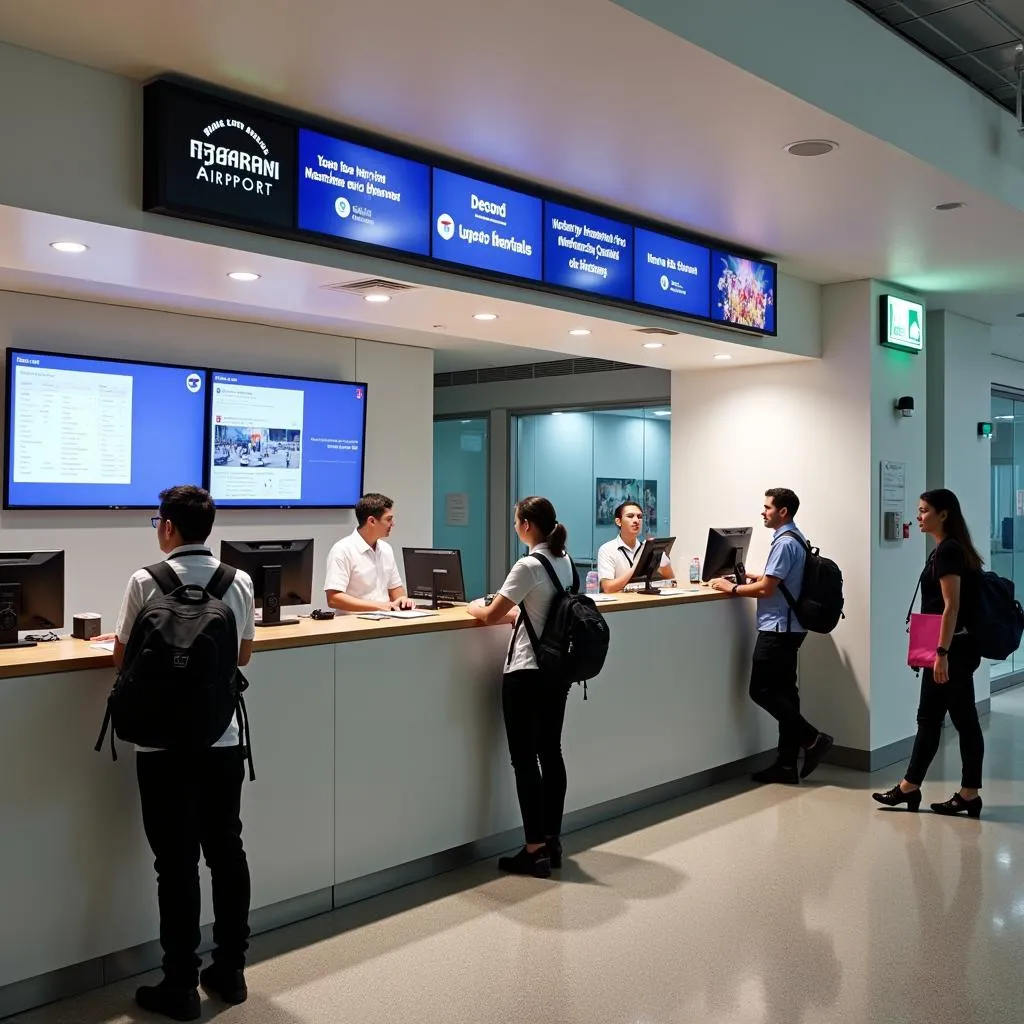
[873, 489, 986, 817]
[468, 496, 574, 877]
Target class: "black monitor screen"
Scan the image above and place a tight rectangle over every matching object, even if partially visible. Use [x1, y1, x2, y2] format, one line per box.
[219, 539, 314, 627]
[0, 550, 65, 647]
[702, 527, 753, 583]
[402, 548, 466, 603]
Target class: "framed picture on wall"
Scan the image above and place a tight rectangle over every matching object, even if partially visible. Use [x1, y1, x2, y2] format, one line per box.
[596, 478, 659, 527]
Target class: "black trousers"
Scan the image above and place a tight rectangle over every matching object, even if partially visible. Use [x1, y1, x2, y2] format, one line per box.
[136, 747, 251, 987]
[749, 631, 818, 766]
[905, 643, 984, 789]
[502, 669, 572, 845]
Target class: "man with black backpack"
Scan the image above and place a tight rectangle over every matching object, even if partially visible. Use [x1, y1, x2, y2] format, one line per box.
[710, 488, 834, 785]
[109, 485, 256, 1020]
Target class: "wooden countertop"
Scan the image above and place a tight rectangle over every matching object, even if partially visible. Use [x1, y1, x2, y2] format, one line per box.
[0, 585, 728, 680]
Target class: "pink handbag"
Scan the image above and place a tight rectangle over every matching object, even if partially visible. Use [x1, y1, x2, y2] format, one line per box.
[908, 613, 942, 668]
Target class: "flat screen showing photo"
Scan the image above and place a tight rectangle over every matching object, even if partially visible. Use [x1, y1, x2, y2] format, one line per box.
[4, 349, 206, 509]
[208, 369, 367, 508]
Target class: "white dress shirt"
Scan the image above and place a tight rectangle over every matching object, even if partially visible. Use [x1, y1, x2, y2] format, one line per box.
[324, 529, 403, 605]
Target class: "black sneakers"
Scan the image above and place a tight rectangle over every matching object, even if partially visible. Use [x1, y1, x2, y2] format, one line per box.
[134, 981, 200, 1021]
[200, 963, 248, 1004]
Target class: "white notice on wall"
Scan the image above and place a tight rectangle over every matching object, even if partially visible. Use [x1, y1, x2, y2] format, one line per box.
[879, 459, 907, 542]
[1016, 490, 1024, 518]
[12, 364, 133, 484]
[445, 492, 469, 527]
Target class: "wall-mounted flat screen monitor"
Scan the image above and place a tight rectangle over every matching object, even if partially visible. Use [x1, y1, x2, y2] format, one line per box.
[543, 201, 633, 301]
[633, 229, 711, 319]
[431, 168, 543, 281]
[711, 251, 777, 334]
[3, 349, 206, 510]
[297, 129, 431, 256]
[207, 369, 367, 509]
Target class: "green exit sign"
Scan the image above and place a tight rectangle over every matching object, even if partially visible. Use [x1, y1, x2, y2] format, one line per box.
[881, 295, 924, 353]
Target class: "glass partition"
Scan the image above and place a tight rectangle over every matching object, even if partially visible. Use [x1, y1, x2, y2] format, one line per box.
[990, 393, 1020, 680]
[511, 405, 672, 570]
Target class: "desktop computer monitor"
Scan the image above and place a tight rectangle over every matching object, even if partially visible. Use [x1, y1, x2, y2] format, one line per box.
[0, 550, 65, 649]
[629, 537, 675, 594]
[702, 527, 753, 584]
[402, 548, 467, 607]
[219, 539, 314, 627]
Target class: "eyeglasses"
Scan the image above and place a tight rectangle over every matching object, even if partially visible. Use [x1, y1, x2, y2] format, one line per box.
[151, 516, 162, 528]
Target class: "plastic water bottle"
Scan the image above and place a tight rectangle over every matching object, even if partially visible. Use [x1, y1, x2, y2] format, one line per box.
[585, 570, 600, 595]
[689, 556, 701, 584]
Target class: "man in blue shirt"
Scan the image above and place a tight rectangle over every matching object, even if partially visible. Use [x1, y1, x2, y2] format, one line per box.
[710, 488, 833, 784]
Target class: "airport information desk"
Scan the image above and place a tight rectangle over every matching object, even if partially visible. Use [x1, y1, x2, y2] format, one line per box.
[0, 588, 773, 1015]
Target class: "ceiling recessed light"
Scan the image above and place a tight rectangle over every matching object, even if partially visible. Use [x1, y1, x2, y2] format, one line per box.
[652, 410, 671, 417]
[714, 354, 733, 361]
[227, 271, 260, 282]
[568, 328, 591, 336]
[461, 419, 471, 424]
[551, 411, 564, 416]
[473, 312, 498, 321]
[934, 202, 965, 211]
[364, 293, 391, 303]
[50, 241, 88, 253]
[784, 140, 838, 158]
[642, 341, 664, 350]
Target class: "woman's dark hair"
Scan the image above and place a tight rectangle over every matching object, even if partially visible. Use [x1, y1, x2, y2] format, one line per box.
[920, 488, 983, 571]
[516, 496, 567, 557]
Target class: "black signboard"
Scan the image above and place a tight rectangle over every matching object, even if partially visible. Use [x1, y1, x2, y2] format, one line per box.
[143, 81, 296, 230]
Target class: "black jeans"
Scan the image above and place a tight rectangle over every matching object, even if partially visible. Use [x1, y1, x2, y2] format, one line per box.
[905, 643, 984, 789]
[502, 669, 572, 845]
[749, 631, 818, 767]
[136, 747, 251, 987]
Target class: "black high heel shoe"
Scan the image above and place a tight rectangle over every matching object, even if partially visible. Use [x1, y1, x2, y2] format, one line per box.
[872, 784, 922, 811]
[931, 792, 983, 818]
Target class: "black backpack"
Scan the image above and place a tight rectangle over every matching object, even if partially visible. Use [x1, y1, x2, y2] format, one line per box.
[95, 559, 254, 779]
[510, 553, 610, 697]
[777, 532, 845, 634]
[970, 570, 1024, 661]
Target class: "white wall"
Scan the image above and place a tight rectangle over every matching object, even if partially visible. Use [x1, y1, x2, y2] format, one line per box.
[0, 291, 433, 627]
[672, 281, 929, 756]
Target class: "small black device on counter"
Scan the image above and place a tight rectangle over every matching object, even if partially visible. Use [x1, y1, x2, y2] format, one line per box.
[310, 609, 336, 620]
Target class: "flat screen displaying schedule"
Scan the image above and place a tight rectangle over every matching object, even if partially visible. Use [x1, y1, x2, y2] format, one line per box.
[3, 349, 206, 510]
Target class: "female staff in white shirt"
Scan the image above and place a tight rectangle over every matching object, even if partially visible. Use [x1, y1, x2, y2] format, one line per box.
[468, 496, 574, 878]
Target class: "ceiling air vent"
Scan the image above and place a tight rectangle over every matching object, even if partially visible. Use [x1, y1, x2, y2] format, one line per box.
[321, 278, 416, 295]
[634, 327, 680, 336]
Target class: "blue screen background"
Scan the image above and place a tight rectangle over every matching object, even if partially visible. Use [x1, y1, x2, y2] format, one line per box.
[5, 351, 206, 509]
[210, 371, 366, 508]
[543, 201, 632, 300]
[711, 251, 777, 333]
[633, 230, 711, 318]
[297, 130, 431, 255]
[431, 169, 542, 280]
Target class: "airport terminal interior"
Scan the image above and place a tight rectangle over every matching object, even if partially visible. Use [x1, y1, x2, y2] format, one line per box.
[2, 0, 1024, 1021]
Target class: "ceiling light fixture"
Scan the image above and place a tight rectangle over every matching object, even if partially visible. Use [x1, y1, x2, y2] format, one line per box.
[784, 140, 837, 157]
[227, 271, 260, 282]
[568, 328, 591, 336]
[642, 341, 664, 350]
[363, 293, 391, 303]
[473, 313, 498, 321]
[50, 241, 88, 253]
[934, 202, 965, 211]
[551, 411, 564, 416]
[652, 410, 671, 417]
[714, 354, 733, 361]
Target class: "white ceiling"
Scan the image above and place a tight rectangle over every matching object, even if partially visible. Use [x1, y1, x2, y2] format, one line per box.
[1, 0, 1024, 353]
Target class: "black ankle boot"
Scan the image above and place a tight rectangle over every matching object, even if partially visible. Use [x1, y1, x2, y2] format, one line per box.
[134, 981, 200, 1021]
[497, 846, 551, 878]
[751, 763, 799, 785]
[931, 792, 983, 818]
[872, 784, 922, 811]
[545, 837, 563, 869]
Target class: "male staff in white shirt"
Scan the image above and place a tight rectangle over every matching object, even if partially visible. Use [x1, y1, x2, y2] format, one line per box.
[596, 500, 674, 594]
[324, 493, 415, 612]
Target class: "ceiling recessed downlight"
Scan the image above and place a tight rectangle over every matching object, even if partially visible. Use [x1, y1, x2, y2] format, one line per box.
[551, 411, 564, 416]
[50, 241, 88, 253]
[227, 271, 260, 282]
[784, 140, 837, 158]
[934, 202, 965, 211]
[714, 354, 733, 361]
[364, 293, 391, 303]
[473, 313, 498, 321]
[642, 341, 664, 349]
[568, 328, 591, 336]
[652, 410, 671, 417]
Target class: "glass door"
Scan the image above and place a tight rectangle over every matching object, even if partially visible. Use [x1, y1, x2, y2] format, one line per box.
[990, 393, 1021, 679]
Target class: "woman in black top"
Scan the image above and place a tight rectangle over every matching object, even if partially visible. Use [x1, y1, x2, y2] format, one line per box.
[872, 491, 983, 819]
[873, 489, 985, 817]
